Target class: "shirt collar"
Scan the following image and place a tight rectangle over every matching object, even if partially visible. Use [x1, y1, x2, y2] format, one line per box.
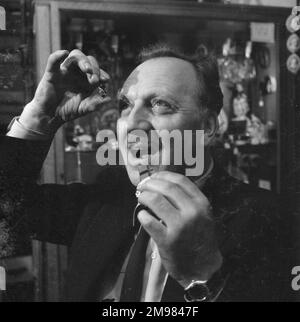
[193, 158, 214, 189]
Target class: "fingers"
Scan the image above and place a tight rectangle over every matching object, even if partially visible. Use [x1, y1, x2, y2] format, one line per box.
[137, 210, 166, 244]
[87, 55, 110, 82]
[60, 49, 92, 74]
[85, 55, 100, 83]
[138, 190, 179, 226]
[151, 171, 204, 200]
[137, 171, 211, 220]
[138, 178, 191, 211]
[56, 92, 111, 122]
[80, 94, 112, 114]
[45, 50, 69, 73]
[60, 49, 110, 86]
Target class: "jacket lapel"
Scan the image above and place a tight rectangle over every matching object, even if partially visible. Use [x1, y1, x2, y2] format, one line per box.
[65, 171, 136, 301]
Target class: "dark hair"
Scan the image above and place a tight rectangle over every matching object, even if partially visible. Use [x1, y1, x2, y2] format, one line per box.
[138, 43, 223, 115]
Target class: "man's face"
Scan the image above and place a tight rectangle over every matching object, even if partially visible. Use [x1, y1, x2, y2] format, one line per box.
[117, 57, 204, 186]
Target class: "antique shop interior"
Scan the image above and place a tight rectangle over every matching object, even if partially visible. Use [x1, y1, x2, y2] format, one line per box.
[0, 0, 299, 301]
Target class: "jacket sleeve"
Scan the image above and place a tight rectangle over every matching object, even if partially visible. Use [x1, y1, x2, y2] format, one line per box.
[0, 135, 115, 256]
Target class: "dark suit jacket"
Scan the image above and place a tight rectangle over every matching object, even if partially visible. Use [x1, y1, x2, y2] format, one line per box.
[0, 136, 293, 301]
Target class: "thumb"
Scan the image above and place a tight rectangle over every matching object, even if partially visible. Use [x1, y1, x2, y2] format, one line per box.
[137, 210, 166, 245]
[45, 50, 69, 73]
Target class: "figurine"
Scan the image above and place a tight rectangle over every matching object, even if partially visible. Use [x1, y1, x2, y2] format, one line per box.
[232, 85, 266, 145]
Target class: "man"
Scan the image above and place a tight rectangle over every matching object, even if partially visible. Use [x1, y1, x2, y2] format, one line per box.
[0, 44, 291, 301]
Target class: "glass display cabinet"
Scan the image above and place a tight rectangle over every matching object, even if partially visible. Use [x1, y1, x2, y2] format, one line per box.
[33, 0, 296, 301]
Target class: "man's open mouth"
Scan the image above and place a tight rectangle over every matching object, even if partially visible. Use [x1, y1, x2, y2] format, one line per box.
[128, 142, 161, 158]
[126, 133, 162, 166]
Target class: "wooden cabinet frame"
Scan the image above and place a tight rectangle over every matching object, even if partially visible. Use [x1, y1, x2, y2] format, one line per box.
[34, 0, 295, 301]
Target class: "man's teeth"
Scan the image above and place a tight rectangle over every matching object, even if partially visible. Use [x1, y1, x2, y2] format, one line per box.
[127, 140, 161, 159]
[131, 149, 151, 158]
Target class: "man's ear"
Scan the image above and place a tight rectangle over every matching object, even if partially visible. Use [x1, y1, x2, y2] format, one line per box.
[204, 112, 218, 146]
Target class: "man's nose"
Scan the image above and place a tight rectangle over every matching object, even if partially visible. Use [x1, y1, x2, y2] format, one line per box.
[126, 101, 152, 132]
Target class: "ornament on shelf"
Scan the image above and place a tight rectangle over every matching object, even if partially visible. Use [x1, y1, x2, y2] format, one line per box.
[287, 34, 300, 53]
[286, 7, 300, 33]
[218, 39, 256, 84]
[287, 53, 300, 74]
[231, 84, 266, 145]
[232, 93, 250, 122]
[286, 6, 300, 74]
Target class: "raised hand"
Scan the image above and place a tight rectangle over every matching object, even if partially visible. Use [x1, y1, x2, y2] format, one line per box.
[19, 49, 111, 135]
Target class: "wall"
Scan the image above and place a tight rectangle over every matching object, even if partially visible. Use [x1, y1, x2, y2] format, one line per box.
[230, 0, 296, 7]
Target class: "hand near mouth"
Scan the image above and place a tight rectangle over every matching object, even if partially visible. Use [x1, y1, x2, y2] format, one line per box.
[136, 170, 222, 288]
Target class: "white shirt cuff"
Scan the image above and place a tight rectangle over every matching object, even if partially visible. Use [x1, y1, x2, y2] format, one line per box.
[6, 116, 51, 141]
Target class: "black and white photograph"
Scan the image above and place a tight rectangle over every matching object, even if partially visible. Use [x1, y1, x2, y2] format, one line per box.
[0, 0, 299, 306]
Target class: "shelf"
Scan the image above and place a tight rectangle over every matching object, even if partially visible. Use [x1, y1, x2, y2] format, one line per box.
[36, 0, 290, 23]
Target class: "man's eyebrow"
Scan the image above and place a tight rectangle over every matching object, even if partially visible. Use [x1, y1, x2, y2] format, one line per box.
[117, 90, 181, 108]
[117, 91, 129, 101]
[151, 93, 181, 108]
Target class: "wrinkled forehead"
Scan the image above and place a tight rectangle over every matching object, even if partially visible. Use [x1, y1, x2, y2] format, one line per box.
[120, 57, 199, 98]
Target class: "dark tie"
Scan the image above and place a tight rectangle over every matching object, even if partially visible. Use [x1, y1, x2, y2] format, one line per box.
[120, 204, 150, 302]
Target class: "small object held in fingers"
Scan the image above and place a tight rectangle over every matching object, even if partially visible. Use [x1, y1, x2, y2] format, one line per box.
[133, 165, 166, 228]
[135, 165, 152, 198]
[100, 69, 110, 81]
[97, 86, 107, 99]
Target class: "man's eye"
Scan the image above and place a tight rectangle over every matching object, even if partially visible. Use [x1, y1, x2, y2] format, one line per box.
[118, 99, 130, 112]
[151, 99, 173, 114]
